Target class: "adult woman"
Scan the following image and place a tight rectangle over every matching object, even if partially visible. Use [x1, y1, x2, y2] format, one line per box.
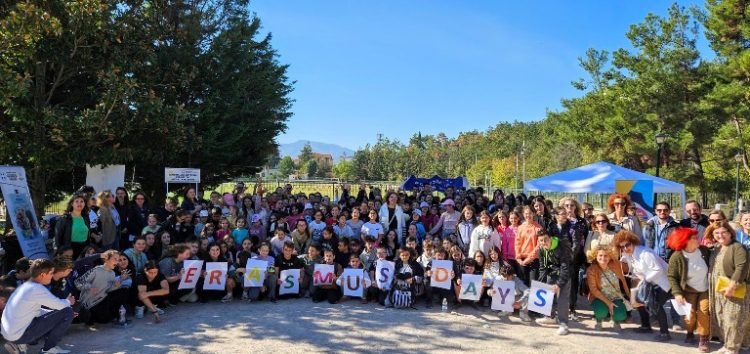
[429, 199, 460, 238]
[135, 261, 169, 322]
[701, 210, 728, 248]
[97, 190, 118, 251]
[126, 191, 150, 249]
[74, 250, 130, 325]
[734, 211, 750, 250]
[607, 193, 643, 240]
[615, 230, 671, 341]
[559, 197, 589, 320]
[532, 196, 552, 230]
[181, 187, 200, 215]
[291, 219, 312, 255]
[707, 221, 749, 354]
[585, 213, 617, 256]
[456, 206, 477, 254]
[515, 206, 542, 286]
[586, 245, 630, 331]
[379, 192, 405, 244]
[469, 211, 499, 257]
[55, 194, 91, 259]
[196, 243, 236, 303]
[666, 228, 710, 352]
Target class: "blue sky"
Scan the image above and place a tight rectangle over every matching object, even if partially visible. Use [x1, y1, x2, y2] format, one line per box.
[251, 0, 707, 151]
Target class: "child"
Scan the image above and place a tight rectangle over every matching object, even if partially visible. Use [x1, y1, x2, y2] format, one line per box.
[247, 242, 277, 303]
[234, 238, 255, 301]
[270, 228, 292, 257]
[359, 237, 378, 272]
[309, 210, 327, 242]
[194, 210, 209, 238]
[361, 210, 384, 241]
[389, 247, 424, 308]
[346, 208, 365, 238]
[486, 262, 531, 322]
[424, 247, 455, 309]
[319, 226, 339, 252]
[200, 223, 216, 243]
[216, 217, 231, 240]
[367, 246, 389, 305]
[336, 254, 372, 303]
[274, 241, 305, 300]
[349, 239, 362, 259]
[454, 258, 480, 310]
[142, 214, 161, 235]
[312, 248, 342, 304]
[334, 237, 351, 267]
[248, 214, 267, 244]
[298, 243, 322, 297]
[416, 239, 434, 272]
[534, 230, 572, 336]
[382, 230, 399, 261]
[232, 218, 249, 245]
[404, 236, 418, 259]
[333, 214, 354, 240]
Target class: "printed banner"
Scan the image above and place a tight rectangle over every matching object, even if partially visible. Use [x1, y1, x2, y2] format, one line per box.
[459, 274, 483, 301]
[401, 175, 468, 192]
[615, 179, 654, 222]
[178, 260, 204, 290]
[0, 166, 47, 259]
[341, 269, 366, 298]
[490, 278, 516, 312]
[528, 281, 555, 316]
[279, 269, 300, 295]
[313, 264, 335, 286]
[165, 168, 201, 183]
[375, 260, 395, 290]
[244, 259, 267, 287]
[203, 262, 227, 290]
[85, 164, 125, 195]
[430, 260, 453, 290]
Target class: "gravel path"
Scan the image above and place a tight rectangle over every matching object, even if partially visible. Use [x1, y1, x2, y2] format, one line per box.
[44, 299, 712, 353]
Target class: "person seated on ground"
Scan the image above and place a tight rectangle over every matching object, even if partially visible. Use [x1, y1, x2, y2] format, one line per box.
[244, 241, 276, 303]
[196, 243, 236, 303]
[48, 256, 74, 299]
[454, 258, 480, 310]
[124, 237, 148, 277]
[275, 241, 305, 300]
[391, 247, 424, 308]
[135, 261, 169, 322]
[312, 248, 342, 304]
[159, 244, 192, 305]
[534, 230, 573, 336]
[298, 243, 322, 298]
[0, 257, 31, 288]
[586, 245, 629, 332]
[74, 250, 129, 325]
[336, 254, 371, 304]
[1, 259, 75, 354]
[334, 237, 351, 267]
[367, 246, 391, 306]
[423, 247, 455, 310]
[487, 261, 531, 322]
[0, 285, 14, 314]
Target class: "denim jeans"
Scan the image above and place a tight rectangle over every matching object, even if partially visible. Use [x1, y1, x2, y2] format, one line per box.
[14, 307, 74, 350]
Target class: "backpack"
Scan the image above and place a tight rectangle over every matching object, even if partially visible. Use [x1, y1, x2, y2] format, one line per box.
[387, 279, 413, 309]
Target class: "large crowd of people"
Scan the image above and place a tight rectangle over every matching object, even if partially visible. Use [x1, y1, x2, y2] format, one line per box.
[1, 181, 749, 354]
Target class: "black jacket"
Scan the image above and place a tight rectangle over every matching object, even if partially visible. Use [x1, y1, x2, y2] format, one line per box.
[55, 212, 91, 247]
[126, 204, 150, 237]
[537, 237, 572, 287]
[394, 259, 424, 280]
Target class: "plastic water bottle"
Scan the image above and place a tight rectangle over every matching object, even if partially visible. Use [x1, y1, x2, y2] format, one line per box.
[118, 305, 126, 324]
[441, 298, 448, 313]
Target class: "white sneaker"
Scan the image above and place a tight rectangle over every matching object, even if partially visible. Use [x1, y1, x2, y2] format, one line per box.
[4, 342, 27, 354]
[221, 294, 233, 303]
[154, 306, 166, 315]
[39, 346, 71, 354]
[557, 324, 570, 336]
[241, 292, 249, 301]
[519, 311, 532, 323]
[535, 316, 558, 325]
[135, 306, 145, 319]
[672, 324, 683, 332]
[186, 292, 199, 303]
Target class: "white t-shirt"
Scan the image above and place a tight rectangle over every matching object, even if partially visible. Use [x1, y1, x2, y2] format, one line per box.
[684, 250, 709, 292]
[1, 281, 71, 341]
[309, 220, 327, 240]
[361, 222, 384, 239]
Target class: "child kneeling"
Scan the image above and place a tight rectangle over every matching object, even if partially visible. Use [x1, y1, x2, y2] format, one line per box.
[486, 262, 531, 322]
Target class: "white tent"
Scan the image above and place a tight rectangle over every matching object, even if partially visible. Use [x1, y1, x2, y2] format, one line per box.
[523, 161, 686, 211]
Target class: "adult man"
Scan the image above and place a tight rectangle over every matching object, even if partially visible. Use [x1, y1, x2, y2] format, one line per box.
[2, 259, 75, 354]
[643, 202, 679, 261]
[679, 200, 709, 242]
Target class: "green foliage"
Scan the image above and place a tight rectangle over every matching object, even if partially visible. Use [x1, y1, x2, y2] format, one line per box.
[0, 0, 293, 211]
[298, 142, 314, 166]
[303, 159, 318, 178]
[332, 159, 355, 180]
[277, 156, 296, 177]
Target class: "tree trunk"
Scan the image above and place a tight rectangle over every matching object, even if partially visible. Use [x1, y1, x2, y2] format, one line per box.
[690, 146, 707, 208]
[27, 166, 48, 218]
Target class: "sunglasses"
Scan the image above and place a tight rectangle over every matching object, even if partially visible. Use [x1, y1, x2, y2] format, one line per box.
[655, 209, 669, 213]
[613, 202, 626, 206]
[595, 220, 608, 224]
[618, 242, 632, 250]
[709, 218, 723, 223]
[563, 204, 575, 207]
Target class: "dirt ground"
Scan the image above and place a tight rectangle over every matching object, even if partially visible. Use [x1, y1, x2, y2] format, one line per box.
[30, 298, 732, 354]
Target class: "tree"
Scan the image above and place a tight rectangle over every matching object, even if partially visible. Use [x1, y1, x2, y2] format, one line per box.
[332, 160, 355, 180]
[0, 0, 293, 212]
[303, 160, 318, 178]
[277, 156, 296, 177]
[298, 142, 314, 166]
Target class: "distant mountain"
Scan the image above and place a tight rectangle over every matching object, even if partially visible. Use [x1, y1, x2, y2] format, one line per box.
[279, 140, 355, 163]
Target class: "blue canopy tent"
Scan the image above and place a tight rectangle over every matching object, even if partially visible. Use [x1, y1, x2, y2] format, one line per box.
[523, 161, 686, 214]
